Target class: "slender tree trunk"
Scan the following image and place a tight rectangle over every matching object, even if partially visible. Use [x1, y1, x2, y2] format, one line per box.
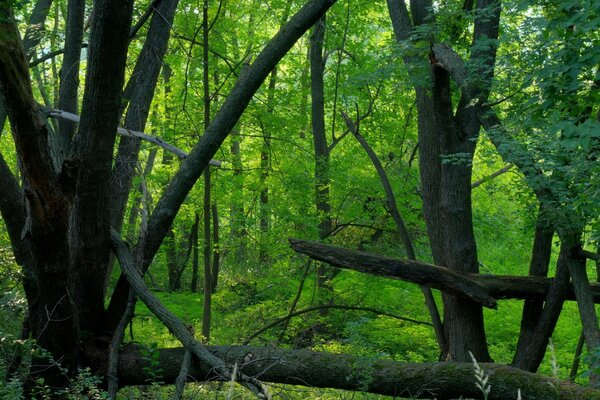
[344, 115, 446, 354]
[211, 202, 220, 292]
[309, 15, 336, 311]
[513, 205, 554, 367]
[201, 0, 212, 343]
[166, 227, 180, 291]
[55, 0, 85, 163]
[105, 0, 339, 338]
[512, 243, 572, 371]
[190, 212, 200, 292]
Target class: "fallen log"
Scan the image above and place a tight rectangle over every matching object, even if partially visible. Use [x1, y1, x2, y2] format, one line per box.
[90, 344, 599, 400]
[289, 239, 600, 303]
[290, 238, 498, 308]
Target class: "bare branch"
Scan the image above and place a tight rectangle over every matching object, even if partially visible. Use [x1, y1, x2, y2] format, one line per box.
[471, 164, 514, 189]
[40, 107, 221, 166]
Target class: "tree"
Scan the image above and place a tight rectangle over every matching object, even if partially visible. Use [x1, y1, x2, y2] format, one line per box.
[0, 0, 338, 390]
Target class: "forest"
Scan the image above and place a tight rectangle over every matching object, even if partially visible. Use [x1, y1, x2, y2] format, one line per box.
[0, 0, 599, 398]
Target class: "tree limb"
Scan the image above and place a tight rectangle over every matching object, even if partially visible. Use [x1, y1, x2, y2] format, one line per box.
[290, 238, 498, 308]
[290, 238, 600, 304]
[471, 164, 514, 189]
[40, 106, 221, 165]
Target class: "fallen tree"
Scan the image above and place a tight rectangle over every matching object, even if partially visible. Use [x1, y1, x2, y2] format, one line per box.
[84, 344, 599, 400]
[289, 239, 600, 303]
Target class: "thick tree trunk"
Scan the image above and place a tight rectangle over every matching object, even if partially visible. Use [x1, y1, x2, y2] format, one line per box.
[67, 0, 134, 336]
[86, 344, 600, 400]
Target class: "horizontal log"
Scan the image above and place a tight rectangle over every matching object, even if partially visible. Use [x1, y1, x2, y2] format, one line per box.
[290, 239, 600, 304]
[93, 344, 600, 400]
[290, 238, 498, 308]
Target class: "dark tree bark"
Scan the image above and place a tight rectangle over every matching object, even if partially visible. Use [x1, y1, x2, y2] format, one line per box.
[88, 344, 600, 400]
[55, 0, 85, 163]
[110, 0, 180, 239]
[67, 0, 134, 337]
[290, 238, 600, 304]
[190, 212, 200, 292]
[0, 0, 54, 135]
[387, 0, 500, 362]
[0, 0, 133, 384]
[513, 205, 554, 368]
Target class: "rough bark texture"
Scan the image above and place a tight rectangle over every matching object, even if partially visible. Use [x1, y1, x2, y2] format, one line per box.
[0, 5, 77, 380]
[511, 244, 571, 371]
[85, 344, 600, 400]
[291, 239, 496, 307]
[67, 0, 134, 336]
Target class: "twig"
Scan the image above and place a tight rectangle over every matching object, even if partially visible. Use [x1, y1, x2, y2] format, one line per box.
[243, 304, 432, 345]
[471, 164, 513, 189]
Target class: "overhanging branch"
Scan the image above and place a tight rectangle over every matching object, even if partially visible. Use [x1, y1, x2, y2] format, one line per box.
[40, 107, 221, 166]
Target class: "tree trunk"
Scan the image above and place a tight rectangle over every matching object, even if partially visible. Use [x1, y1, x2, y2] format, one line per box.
[201, 0, 212, 343]
[90, 344, 600, 400]
[513, 205, 554, 368]
[343, 113, 446, 353]
[190, 212, 200, 292]
[310, 15, 337, 311]
[55, 0, 85, 163]
[211, 202, 220, 292]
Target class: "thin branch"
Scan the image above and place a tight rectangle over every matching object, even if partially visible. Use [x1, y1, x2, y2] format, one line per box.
[243, 304, 432, 344]
[40, 106, 221, 165]
[579, 249, 600, 262]
[471, 164, 513, 189]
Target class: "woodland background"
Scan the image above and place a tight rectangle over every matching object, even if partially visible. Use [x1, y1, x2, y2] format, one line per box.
[0, 0, 599, 398]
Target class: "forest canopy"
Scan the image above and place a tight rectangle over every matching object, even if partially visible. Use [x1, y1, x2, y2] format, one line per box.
[0, 0, 599, 399]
